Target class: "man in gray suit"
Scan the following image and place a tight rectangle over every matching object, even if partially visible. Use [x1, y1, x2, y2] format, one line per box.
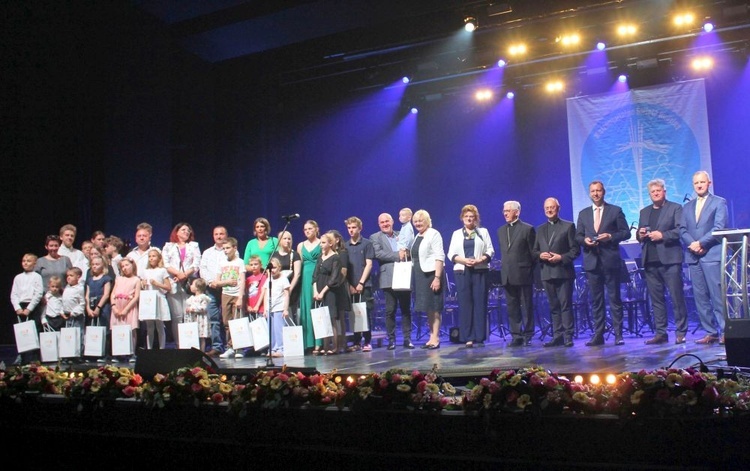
[533, 197, 580, 348]
[370, 213, 414, 350]
[680, 170, 728, 345]
[637, 179, 689, 345]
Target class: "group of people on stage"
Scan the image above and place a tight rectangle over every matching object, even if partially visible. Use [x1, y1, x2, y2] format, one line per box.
[10, 169, 727, 364]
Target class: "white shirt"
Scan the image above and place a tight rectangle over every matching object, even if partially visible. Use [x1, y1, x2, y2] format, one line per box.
[200, 244, 227, 284]
[10, 271, 44, 312]
[62, 283, 85, 317]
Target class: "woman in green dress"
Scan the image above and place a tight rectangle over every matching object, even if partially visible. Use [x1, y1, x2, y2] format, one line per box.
[297, 220, 321, 353]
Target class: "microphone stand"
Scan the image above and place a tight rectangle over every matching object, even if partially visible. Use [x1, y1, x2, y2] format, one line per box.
[264, 216, 295, 368]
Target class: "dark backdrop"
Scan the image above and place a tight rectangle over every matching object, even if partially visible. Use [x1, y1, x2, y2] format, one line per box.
[2, 2, 748, 344]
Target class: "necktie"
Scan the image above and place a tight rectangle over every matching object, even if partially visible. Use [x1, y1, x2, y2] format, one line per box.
[695, 196, 705, 221]
[594, 207, 601, 232]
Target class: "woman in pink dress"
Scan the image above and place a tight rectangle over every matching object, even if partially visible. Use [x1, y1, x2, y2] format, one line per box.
[110, 258, 141, 362]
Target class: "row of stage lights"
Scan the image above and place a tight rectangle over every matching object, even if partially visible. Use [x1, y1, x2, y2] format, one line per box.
[401, 9, 728, 114]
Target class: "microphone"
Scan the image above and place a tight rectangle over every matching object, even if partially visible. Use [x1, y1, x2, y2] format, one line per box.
[282, 213, 300, 221]
[683, 193, 691, 203]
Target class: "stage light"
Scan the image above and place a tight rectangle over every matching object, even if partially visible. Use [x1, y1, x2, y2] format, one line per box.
[703, 22, 714, 33]
[618, 74, 628, 83]
[558, 33, 581, 47]
[673, 12, 695, 27]
[589, 374, 601, 385]
[402, 76, 411, 84]
[605, 374, 617, 385]
[497, 59, 507, 68]
[596, 42, 606, 51]
[545, 80, 564, 93]
[508, 43, 527, 56]
[464, 16, 478, 32]
[574, 375, 584, 384]
[506, 91, 515, 99]
[410, 107, 419, 114]
[474, 89, 493, 101]
[617, 23, 638, 37]
[691, 56, 714, 71]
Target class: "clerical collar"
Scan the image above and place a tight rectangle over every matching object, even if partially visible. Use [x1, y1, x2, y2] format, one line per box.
[509, 219, 519, 226]
[548, 218, 559, 224]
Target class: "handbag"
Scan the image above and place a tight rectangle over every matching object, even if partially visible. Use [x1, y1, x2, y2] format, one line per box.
[138, 290, 159, 321]
[111, 324, 133, 356]
[310, 302, 333, 339]
[179, 261, 194, 293]
[350, 294, 369, 332]
[228, 306, 253, 349]
[59, 325, 82, 358]
[14, 317, 40, 353]
[177, 322, 200, 350]
[249, 316, 270, 351]
[39, 324, 59, 362]
[282, 317, 304, 357]
[84, 318, 107, 357]
[392, 261, 413, 291]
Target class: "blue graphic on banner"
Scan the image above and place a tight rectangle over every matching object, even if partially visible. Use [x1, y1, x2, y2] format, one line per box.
[580, 103, 701, 223]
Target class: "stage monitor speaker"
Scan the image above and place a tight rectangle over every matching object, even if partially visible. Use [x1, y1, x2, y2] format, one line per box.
[725, 320, 750, 367]
[134, 348, 218, 379]
[449, 327, 461, 344]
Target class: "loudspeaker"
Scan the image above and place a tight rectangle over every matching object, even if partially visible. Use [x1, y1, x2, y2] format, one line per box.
[725, 320, 750, 367]
[449, 327, 461, 344]
[134, 347, 217, 379]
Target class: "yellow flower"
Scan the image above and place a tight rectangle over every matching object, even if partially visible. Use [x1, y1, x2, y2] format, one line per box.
[441, 382, 456, 395]
[572, 391, 589, 404]
[425, 384, 439, 394]
[396, 384, 411, 393]
[642, 374, 658, 385]
[630, 390, 645, 404]
[199, 378, 211, 389]
[516, 394, 531, 409]
[509, 375, 522, 386]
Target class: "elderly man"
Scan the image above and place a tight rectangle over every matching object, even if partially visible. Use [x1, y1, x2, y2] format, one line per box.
[497, 201, 537, 347]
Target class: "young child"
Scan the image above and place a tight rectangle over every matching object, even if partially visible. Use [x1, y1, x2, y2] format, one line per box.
[61, 267, 86, 361]
[104, 235, 124, 277]
[42, 276, 65, 331]
[217, 237, 246, 359]
[246, 254, 267, 317]
[398, 207, 415, 258]
[10, 253, 44, 364]
[110, 258, 141, 363]
[140, 249, 172, 350]
[185, 278, 211, 352]
[264, 257, 290, 357]
[85, 255, 113, 362]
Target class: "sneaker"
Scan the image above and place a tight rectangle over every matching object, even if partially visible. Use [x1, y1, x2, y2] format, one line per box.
[219, 348, 235, 359]
[128, 356, 137, 363]
[361, 344, 372, 352]
[96, 358, 107, 363]
[235, 350, 245, 358]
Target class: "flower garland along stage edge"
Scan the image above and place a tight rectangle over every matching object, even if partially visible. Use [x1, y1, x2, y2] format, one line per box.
[1, 363, 749, 418]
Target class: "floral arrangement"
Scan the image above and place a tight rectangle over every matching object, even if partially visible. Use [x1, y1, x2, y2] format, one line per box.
[1, 363, 749, 418]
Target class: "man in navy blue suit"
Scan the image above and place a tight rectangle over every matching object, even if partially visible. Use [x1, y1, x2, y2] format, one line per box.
[680, 170, 728, 345]
[576, 181, 631, 346]
[636, 179, 689, 345]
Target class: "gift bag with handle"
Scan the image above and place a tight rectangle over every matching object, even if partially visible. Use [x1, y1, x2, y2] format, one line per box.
[392, 261, 413, 291]
[178, 322, 200, 350]
[84, 318, 107, 357]
[310, 302, 333, 339]
[350, 294, 369, 332]
[228, 306, 253, 349]
[59, 324, 81, 358]
[111, 324, 133, 356]
[282, 317, 304, 357]
[39, 324, 59, 362]
[249, 315, 270, 351]
[14, 317, 40, 353]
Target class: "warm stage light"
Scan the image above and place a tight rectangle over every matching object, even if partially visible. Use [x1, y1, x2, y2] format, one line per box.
[545, 80, 564, 93]
[474, 89, 493, 101]
[674, 12, 695, 27]
[508, 43, 527, 56]
[617, 23, 638, 37]
[691, 56, 714, 71]
[605, 374, 617, 385]
[589, 374, 601, 385]
[574, 375, 584, 384]
[559, 33, 581, 47]
[464, 16, 478, 32]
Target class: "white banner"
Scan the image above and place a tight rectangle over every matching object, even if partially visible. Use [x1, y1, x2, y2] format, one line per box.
[567, 79, 712, 236]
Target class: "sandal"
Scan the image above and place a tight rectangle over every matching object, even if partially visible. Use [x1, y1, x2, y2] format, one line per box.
[325, 350, 336, 356]
[312, 348, 321, 356]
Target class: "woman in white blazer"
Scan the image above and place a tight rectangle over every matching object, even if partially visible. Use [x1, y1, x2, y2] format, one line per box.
[410, 209, 445, 349]
[447, 205, 494, 348]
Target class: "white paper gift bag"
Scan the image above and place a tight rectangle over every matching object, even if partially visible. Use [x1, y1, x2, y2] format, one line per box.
[249, 316, 270, 351]
[111, 324, 133, 356]
[84, 320, 107, 357]
[39, 327, 59, 362]
[228, 316, 253, 349]
[59, 326, 81, 358]
[350, 295, 369, 332]
[282, 317, 304, 357]
[138, 290, 159, 321]
[392, 261, 413, 291]
[311, 303, 333, 339]
[178, 322, 200, 350]
[14, 318, 40, 353]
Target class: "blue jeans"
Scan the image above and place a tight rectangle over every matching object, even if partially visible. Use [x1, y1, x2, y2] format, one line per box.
[206, 288, 225, 352]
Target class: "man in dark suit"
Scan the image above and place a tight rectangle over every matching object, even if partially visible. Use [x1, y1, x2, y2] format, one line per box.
[575, 180, 631, 346]
[497, 201, 536, 347]
[370, 213, 414, 350]
[636, 179, 689, 345]
[680, 170, 727, 345]
[533, 197, 580, 347]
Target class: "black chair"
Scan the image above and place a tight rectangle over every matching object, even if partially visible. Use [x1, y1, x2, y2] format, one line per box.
[621, 268, 653, 336]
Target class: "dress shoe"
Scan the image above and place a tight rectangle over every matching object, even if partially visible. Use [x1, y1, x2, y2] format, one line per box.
[675, 335, 686, 345]
[206, 349, 220, 358]
[564, 339, 574, 348]
[509, 338, 524, 347]
[695, 334, 719, 345]
[387, 342, 396, 350]
[645, 334, 668, 345]
[585, 336, 604, 347]
[543, 338, 564, 348]
[403, 342, 415, 349]
[614, 336, 625, 346]
[421, 343, 440, 349]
